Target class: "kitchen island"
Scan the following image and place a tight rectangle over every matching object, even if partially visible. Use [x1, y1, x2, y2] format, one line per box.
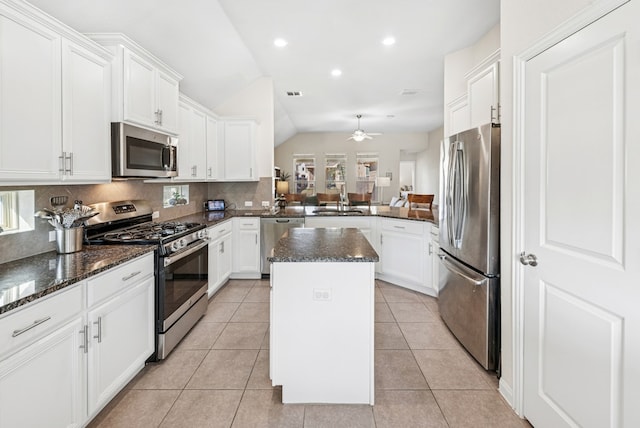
[268, 227, 379, 405]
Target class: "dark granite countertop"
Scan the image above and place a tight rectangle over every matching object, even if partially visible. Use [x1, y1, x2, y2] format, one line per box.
[268, 228, 379, 263]
[0, 245, 156, 315]
[174, 205, 438, 226]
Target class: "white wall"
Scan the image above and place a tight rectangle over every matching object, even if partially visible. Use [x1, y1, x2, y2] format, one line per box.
[415, 126, 443, 204]
[499, 0, 593, 407]
[213, 77, 275, 178]
[275, 132, 429, 200]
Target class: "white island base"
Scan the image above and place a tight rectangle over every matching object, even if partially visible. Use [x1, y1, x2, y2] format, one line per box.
[270, 261, 375, 405]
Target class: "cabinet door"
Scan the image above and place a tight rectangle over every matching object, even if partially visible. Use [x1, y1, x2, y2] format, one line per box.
[431, 239, 441, 293]
[219, 233, 233, 280]
[468, 62, 499, 128]
[190, 108, 207, 180]
[206, 116, 218, 180]
[0, 317, 85, 428]
[222, 120, 257, 181]
[156, 70, 179, 134]
[380, 231, 425, 286]
[87, 277, 154, 416]
[0, 13, 62, 181]
[208, 239, 220, 297]
[233, 229, 258, 274]
[177, 102, 192, 179]
[123, 48, 156, 128]
[61, 40, 111, 182]
[447, 94, 470, 136]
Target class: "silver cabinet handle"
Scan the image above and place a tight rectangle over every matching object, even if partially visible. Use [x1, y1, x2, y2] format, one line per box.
[208, 167, 212, 177]
[59, 152, 66, 173]
[122, 270, 141, 281]
[12, 316, 51, 337]
[79, 324, 89, 353]
[255, 234, 258, 245]
[428, 242, 433, 255]
[393, 225, 405, 229]
[154, 110, 160, 125]
[93, 316, 102, 343]
[67, 152, 73, 175]
[220, 241, 224, 254]
[519, 252, 538, 267]
[159, 109, 163, 125]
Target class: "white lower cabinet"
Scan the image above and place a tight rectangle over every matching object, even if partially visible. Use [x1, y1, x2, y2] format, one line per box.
[378, 218, 438, 296]
[87, 276, 154, 418]
[232, 217, 261, 279]
[0, 252, 155, 428]
[0, 316, 85, 428]
[430, 226, 441, 294]
[207, 220, 233, 297]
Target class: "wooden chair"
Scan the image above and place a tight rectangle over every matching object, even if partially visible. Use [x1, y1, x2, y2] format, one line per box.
[284, 193, 306, 206]
[347, 193, 371, 208]
[407, 194, 434, 210]
[316, 193, 341, 206]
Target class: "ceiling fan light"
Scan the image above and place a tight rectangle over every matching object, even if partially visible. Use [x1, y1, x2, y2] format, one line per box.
[352, 134, 365, 142]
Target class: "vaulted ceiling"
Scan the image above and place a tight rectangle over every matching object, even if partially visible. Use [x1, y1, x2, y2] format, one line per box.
[29, 0, 500, 145]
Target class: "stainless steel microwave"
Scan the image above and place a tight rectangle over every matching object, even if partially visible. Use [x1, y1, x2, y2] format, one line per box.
[111, 122, 178, 178]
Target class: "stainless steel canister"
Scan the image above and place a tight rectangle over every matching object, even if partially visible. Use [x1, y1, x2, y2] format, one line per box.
[55, 227, 84, 254]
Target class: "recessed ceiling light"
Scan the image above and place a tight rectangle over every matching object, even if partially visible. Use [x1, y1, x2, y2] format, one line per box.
[382, 37, 396, 46]
[274, 38, 288, 47]
[331, 69, 342, 77]
[387, 114, 395, 118]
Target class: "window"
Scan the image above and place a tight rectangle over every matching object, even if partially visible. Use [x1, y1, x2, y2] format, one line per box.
[293, 155, 315, 194]
[356, 153, 380, 201]
[0, 190, 34, 234]
[163, 185, 190, 208]
[325, 154, 346, 195]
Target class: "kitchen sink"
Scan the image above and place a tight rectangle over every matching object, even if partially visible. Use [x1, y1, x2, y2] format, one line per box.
[312, 208, 365, 216]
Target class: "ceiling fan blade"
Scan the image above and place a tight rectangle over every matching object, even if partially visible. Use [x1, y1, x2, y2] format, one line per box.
[367, 133, 382, 136]
[363, 134, 373, 140]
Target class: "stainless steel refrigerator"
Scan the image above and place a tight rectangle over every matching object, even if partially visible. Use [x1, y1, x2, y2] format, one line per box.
[438, 123, 500, 371]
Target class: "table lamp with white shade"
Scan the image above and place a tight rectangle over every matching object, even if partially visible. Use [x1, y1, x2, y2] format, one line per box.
[276, 180, 289, 207]
[376, 176, 391, 204]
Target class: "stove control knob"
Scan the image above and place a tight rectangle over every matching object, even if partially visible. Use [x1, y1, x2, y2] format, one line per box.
[179, 238, 187, 249]
[197, 230, 207, 240]
[170, 241, 181, 252]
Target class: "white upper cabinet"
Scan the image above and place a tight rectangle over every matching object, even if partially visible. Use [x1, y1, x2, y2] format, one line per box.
[206, 116, 219, 180]
[220, 119, 257, 181]
[466, 52, 500, 128]
[176, 95, 210, 181]
[61, 40, 111, 182]
[89, 33, 182, 135]
[0, 0, 112, 184]
[446, 94, 470, 136]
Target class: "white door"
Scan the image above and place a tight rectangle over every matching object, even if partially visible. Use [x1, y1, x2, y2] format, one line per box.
[522, 2, 640, 427]
[156, 69, 179, 134]
[123, 48, 156, 128]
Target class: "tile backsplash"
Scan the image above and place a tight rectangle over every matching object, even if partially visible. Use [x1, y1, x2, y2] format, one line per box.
[0, 178, 273, 264]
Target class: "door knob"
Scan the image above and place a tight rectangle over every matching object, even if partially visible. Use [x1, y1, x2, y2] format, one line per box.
[519, 252, 538, 267]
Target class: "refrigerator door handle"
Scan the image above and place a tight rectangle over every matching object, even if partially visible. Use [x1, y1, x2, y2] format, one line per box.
[440, 253, 484, 286]
[454, 143, 467, 248]
[446, 141, 458, 248]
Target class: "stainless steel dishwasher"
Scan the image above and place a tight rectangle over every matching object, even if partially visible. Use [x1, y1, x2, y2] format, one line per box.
[260, 217, 305, 275]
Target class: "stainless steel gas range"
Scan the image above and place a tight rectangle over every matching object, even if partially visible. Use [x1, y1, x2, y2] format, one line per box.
[85, 200, 208, 360]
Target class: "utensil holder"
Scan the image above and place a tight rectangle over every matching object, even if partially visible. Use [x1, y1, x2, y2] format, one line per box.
[56, 227, 84, 254]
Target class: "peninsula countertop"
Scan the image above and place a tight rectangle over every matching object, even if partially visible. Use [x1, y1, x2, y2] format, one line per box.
[267, 227, 379, 263]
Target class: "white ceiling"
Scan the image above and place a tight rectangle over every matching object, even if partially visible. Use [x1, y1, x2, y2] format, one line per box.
[28, 0, 500, 145]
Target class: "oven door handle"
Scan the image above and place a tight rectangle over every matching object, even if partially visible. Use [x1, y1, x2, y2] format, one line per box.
[163, 240, 208, 267]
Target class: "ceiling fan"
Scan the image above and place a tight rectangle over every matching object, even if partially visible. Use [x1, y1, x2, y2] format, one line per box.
[347, 114, 382, 142]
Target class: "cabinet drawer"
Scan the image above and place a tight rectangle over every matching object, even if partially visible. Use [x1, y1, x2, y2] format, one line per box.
[208, 220, 232, 238]
[0, 284, 83, 357]
[381, 218, 425, 235]
[234, 217, 259, 230]
[87, 253, 154, 306]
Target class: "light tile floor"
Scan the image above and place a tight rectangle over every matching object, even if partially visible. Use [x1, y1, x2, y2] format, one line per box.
[89, 279, 530, 428]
